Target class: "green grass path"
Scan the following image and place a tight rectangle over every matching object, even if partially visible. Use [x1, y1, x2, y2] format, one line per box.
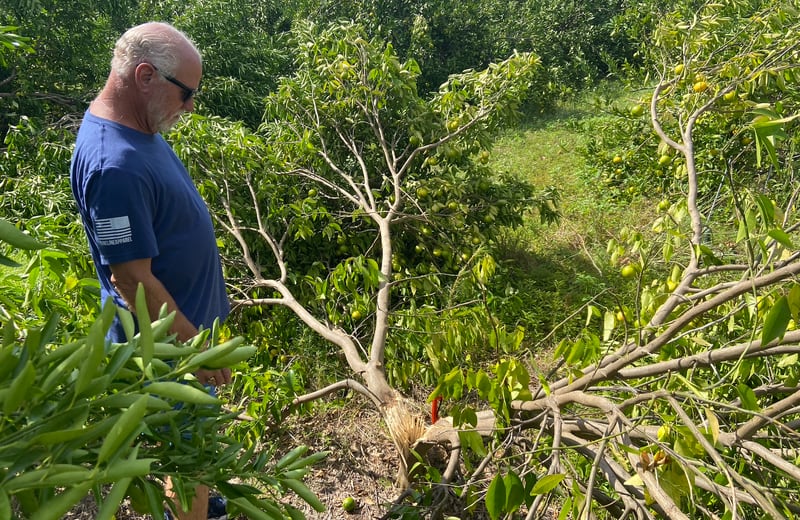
[489, 103, 646, 352]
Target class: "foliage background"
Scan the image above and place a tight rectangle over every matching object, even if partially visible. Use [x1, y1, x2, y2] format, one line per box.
[4, 0, 800, 518]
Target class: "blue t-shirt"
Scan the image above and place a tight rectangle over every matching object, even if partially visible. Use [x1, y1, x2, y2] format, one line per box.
[70, 111, 229, 341]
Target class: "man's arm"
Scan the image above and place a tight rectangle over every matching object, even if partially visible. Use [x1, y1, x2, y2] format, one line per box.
[110, 258, 232, 386]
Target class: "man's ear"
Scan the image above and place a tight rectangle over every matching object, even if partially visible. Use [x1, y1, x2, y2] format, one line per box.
[134, 62, 157, 92]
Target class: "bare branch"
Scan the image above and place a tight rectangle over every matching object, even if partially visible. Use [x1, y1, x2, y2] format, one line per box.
[292, 379, 383, 409]
[546, 261, 800, 395]
[736, 388, 800, 441]
[617, 332, 800, 379]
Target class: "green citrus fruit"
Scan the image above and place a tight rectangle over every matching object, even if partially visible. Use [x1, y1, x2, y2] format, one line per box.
[445, 146, 461, 160]
[621, 264, 637, 278]
[342, 497, 357, 512]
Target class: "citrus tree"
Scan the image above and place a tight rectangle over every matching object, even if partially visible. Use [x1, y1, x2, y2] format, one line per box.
[435, 0, 800, 518]
[170, 21, 554, 489]
[287, 0, 640, 100]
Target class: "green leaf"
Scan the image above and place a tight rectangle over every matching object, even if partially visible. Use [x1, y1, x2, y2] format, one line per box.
[787, 285, 800, 323]
[602, 310, 615, 341]
[768, 228, 794, 249]
[737, 383, 759, 411]
[673, 372, 709, 399]
[285, 504, 305, 520]
[458, 430, 487, 457]
[144, 381, 220, 406]
[696, 244, 723, 266]
[3, 360, 36, 414]
[75, 319, 106, 396]
[0, 218, 46, 250]
[754, 195, 775, 227]
[705, 408, 720, 446]
[275, 446, 308, 471]
[777, 353, 798, 368]
[228, 496, 281, 520]
[100, 450, 155, 482]
[140, 478, 166, 519]
[284, 451, 329, 472]
[180, 337, 244, 372]
[0, 490, 10, 520]
[135, 284, 154, 369]
[117, 305, 135, 342]
[557, 496, 573, 520]
[503, 471, 525, 512]
[203, 344, 257, 369]
[565, 338, 586, 365]
[29, 416, 115, 446]
[95, 477, 132, 520]
[660, 463, 692, 507]
[0, 253, 19, 267]
[4, 465, 93, 491]
[762, 295, 790, 346]
[531, 473, 565, 495]
[485, 473, 506, 520]
[624, 473, 644, 486]
[29, 482, 93, 520]
[97, 394, 148, 464]
[281, 478, 325, 512]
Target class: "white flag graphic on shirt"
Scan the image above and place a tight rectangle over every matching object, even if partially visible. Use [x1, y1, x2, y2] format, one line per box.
[96, 216, 132, 245]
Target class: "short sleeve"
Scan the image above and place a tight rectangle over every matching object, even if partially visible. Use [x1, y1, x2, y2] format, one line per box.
[83, 167, 159, 265]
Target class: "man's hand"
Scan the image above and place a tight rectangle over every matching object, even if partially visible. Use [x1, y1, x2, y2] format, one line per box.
[195, 367, 232, 387]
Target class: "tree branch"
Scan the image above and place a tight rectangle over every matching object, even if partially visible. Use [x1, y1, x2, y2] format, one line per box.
[292, 378, 382, 409]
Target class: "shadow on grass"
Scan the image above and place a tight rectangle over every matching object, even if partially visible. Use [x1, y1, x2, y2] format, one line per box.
[492, 237, 611, 347]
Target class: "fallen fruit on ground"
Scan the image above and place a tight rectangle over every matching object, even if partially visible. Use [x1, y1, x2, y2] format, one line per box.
[342, 496, 357, 512]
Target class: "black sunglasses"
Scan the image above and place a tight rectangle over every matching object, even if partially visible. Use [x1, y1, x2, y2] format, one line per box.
[151, 65, 199, 103]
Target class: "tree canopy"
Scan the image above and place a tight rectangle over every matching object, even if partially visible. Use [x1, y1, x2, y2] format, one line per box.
[4, 0, 800, 518]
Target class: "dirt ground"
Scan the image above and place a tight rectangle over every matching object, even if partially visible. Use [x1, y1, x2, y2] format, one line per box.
[64, 398, 473, 519]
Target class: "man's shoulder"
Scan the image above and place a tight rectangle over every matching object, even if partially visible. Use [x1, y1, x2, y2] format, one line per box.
[74, 120, 170, 176]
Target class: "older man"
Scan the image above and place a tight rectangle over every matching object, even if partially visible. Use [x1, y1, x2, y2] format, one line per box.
[69, 22, 230, 520]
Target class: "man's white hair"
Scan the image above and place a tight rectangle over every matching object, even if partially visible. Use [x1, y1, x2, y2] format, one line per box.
[111, 22, 200, 78]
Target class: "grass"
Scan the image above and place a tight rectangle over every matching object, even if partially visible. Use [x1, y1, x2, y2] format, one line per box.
[488, 86, 653, 354]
